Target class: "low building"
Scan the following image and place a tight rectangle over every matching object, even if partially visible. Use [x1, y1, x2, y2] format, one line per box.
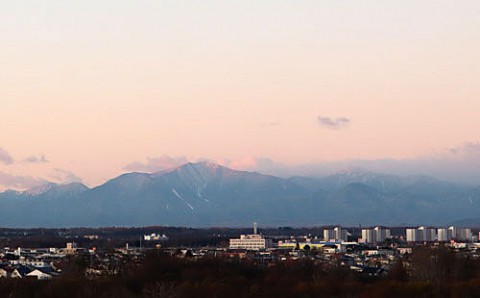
[277, 241, 327, 251]
[229, 223, 272, 250]
[229, 234, 273, 250]
[144, 233, 169, 241]
[26, 269, 53, 280]
[63, 242, 77, 255]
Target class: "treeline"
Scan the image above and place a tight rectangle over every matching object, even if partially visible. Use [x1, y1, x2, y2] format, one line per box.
[3, 247, 480, 297]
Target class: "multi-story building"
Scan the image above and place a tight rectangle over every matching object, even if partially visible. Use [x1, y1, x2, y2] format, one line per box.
[449, 226, 457, 239]
[456, 228, 472, 242]
[229, 223, 272, 250]
[229, 234, 272, 250]
[335, 227, 348, 242]
[406, 227, 436, 242]
[437, 226, 472, 242]
[362, 229, 376, 243]
[420, 226, 436, 242]
[362, 227, 391, 243]
[323, 229, 336, 241]
[406, 228, 418, 242]
[374, 227, 391, 242]
[324, 227, 348, 242]
[437, 228, 451, 242]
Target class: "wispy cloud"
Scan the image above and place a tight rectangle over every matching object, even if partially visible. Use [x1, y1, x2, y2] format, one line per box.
[449, 142, 480, 155]
[0, 149, 50, 165]
[0, 148, 14, 165]
[24, 154, 49, 164]
[215, 157, 290, 176]
[258, 121, 279, 127]
[123, 155, 189, 172]
[0, 171, 46, 190]
[227, 157, 259, 170]
[240, 141, 480, 185]
[317, 116, 350, 130]
[49, 168, 83, 184]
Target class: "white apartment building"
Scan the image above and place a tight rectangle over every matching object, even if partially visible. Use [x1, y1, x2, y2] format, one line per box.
[437, 227, 472, 242]
[324, 227, 348, 242]
[456, 228, 472, 242]
[406, 227, 436, 242]
[362, 227, 391, 243]
[406, 228, 418, 242]
[362, 229, 376, 243]
[437, 228, 452, 242]
[323, 229, 335, 241]
[374, 226, 391, 242]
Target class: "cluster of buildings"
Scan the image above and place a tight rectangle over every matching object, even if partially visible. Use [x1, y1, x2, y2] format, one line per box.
[143, 233, 169, 241]
[323, 227, 349, 242]
[1, 224, 479, 282]
[0, 243, 82, 280]
[229, 224, 479, 251]
[229, 224, 355, 251]
[406, 226, 474, 242]
[223, 224, 480, 278]
[0, 242, 147, 280]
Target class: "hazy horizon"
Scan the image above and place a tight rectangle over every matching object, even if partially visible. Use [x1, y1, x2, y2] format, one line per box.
[2, 1, 480, 190]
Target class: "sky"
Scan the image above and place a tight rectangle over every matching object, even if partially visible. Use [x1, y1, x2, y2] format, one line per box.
[1, 0, 480, 190]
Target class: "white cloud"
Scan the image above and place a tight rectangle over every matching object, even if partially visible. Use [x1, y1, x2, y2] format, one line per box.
[49, 168, 83, 184]
[0, 171, 46, 190]
[0, 148, 14, 165]
[24, 154, 49, 164]
[123, 155, 189, 172]
[317, 116, 350, 130]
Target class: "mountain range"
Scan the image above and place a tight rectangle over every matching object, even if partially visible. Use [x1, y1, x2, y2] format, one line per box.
[1, 161, 480, 228]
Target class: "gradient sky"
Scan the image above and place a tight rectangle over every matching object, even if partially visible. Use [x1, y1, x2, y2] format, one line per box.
[1, 1, 480, 190]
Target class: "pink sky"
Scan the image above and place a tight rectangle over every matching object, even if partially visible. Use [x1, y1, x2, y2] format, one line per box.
[1, 1, 480, 190]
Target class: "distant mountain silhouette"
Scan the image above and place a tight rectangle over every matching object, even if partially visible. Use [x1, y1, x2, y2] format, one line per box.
[0, 162, 478, 227]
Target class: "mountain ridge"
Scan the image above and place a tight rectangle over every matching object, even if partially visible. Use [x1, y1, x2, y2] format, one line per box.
[0, 162, 478, 227]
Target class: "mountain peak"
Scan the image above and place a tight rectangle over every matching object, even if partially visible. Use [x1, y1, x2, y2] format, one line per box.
[194, 160, 222, 168]
[23, 183, 58, 195]
[23, 182, 89, 196]
[149, 161, 225, 178]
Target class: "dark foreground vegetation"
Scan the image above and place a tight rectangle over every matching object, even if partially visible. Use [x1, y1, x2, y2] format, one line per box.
[3, 246, 480, 298]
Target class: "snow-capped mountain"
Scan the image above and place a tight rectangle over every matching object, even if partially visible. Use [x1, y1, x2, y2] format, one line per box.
[23, 183, 58, 196]
[0, 162, 478, 227]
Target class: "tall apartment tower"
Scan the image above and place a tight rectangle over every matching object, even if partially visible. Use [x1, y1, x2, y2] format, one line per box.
[374, 226, 391, 242]
[361, 227, 391, 243]
[324, 227, 348, 242]
[448, 226, 457, 239]
[456, 228, 472, 242]
[324, 229, 336, 241]
[437, 228, 451, 242]
[362, 229, 376, 243]
[406, 228, 418, 242]
[406, 227, 436, 242]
